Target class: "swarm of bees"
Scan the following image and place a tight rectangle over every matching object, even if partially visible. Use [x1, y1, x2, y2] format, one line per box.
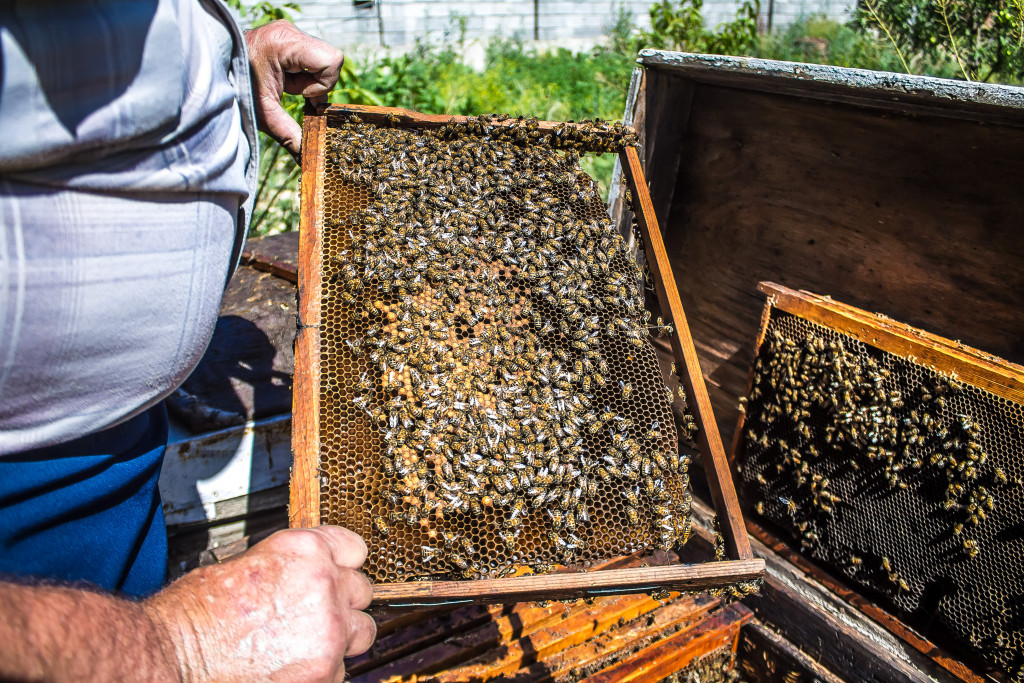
[743, 326, 1009, 561]
[740, 319, 1024, 674]
[319, 113, 694, 582]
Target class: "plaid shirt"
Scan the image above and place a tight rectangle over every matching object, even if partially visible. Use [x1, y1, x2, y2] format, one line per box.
[0, 0, 260, 453]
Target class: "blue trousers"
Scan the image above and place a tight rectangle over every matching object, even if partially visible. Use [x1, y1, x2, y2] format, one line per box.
[0, 404, 168, 597]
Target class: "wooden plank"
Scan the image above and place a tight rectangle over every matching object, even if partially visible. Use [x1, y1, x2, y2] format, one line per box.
[241, 231, 299, 284]
[745, 518, 987, 683]
[322, 104, 636, 149]
[759, 281, 1024, 404]
[347, 603, 493, 677]
[350, 556, 657, 677]
[637, 52, 1024, 127]
[583, 602, 752, 683]
[370, 559, 763, 607]
[608, 67, 646, 243]
[289, 112, 327, 529]
[507, 595, 721, 682]
[352, 597, 625, 682]
[425, 593, 717, 682]
[619, 145, 753, 563]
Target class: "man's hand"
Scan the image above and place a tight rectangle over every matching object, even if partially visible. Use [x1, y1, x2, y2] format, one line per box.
[245, 20, 344, 160]
[0, 526, 374, 682]
[144, 526, 375, 682]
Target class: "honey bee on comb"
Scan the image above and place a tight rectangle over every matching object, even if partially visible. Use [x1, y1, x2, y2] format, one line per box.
[740, 306, 1024, 674]
[315, 113, 692, 586]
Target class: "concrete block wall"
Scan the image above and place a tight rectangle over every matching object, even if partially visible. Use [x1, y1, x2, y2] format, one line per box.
[286, 0, 855, 53]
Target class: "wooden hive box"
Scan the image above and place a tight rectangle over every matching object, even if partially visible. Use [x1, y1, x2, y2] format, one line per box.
[618, 52, 1024, 681]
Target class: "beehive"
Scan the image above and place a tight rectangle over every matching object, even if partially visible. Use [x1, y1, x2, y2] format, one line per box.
[736, 282, 1024, 677]
[290, 104, 762, 605]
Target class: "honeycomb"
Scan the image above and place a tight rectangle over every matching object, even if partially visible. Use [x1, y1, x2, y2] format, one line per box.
[739, 310, 1024, 677]
[314, 114, 694, 586]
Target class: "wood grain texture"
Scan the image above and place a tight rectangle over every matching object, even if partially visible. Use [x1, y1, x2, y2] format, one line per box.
[637, 52, 1024, 127]
[634, 69, 1023, 682]
[738, 620, 847, 683]
[424, 593, 718, 682]
[289, 113, 327, 529]
[370, 559, 764, 607]
[643, 69, 694, 232]
[508, 595, 723, 682]
[620, 145, 753, 562]
[609, 67, 646, 243]
[583, 602, 752, 683]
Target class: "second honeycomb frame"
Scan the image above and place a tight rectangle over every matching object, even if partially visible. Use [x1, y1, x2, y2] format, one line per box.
[290, 103, 763, 606]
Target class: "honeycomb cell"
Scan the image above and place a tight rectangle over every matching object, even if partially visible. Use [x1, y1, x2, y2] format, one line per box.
[314, 115, 692, 587]
[740, 311, 1024, 676]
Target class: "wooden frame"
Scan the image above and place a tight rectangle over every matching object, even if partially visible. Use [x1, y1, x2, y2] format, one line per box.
[290, 104, 762, 606]
[730, 281, 1023, 683]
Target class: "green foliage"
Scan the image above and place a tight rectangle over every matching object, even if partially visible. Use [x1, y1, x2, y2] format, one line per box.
[752, 15, 962, 77]
[358, 41, 476, 114]
[616, 0, 761, 56]
[223, 0, 299, 27]
[855, 0, 1024, 81]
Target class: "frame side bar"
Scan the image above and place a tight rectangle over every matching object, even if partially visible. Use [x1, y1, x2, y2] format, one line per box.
[619, 146, 753, 561]
[290, 113, 327, 529]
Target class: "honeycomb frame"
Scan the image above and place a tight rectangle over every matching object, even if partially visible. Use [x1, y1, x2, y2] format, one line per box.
[290, 104, 760, 606]
[736, 281, 1024, 678]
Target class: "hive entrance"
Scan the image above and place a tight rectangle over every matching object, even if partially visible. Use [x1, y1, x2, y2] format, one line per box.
[315, 115, 693, 583]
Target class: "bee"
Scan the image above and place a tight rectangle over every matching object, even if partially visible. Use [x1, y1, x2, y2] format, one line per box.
[622, 487, 640, 508]
[619, 380, 632, 399]
[372, 515, 390, 536]
[626, 506, 640, 526]
[499, 529, 517, 551]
